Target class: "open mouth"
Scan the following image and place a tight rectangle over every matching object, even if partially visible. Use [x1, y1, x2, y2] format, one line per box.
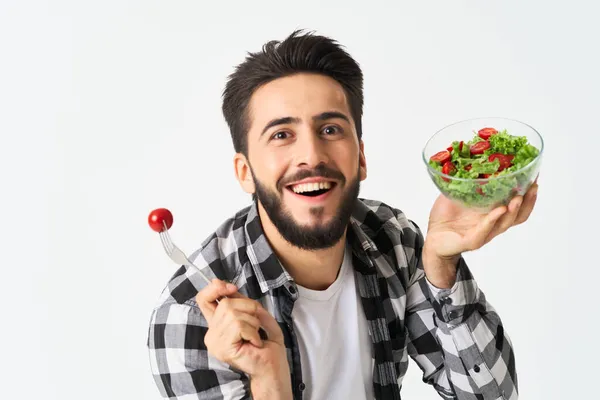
[287, 181, 337, 197]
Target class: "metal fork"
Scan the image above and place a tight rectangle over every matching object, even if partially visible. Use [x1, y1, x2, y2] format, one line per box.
[159, 221, 215, 291]
[158, 221, 268, 340]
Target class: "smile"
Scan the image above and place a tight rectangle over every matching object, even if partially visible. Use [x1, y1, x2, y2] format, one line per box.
[286, 180, 337, 198]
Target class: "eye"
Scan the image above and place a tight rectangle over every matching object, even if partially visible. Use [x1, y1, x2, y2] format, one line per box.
[321, 125, 342, 136]
[271, 131, 290, 140]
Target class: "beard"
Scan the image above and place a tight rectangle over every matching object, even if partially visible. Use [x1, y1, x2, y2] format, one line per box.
[251, 164, 361, 250]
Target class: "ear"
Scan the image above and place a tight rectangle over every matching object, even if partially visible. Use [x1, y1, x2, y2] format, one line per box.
[234, 153, 256, 194]
[358, 140, 367, 181]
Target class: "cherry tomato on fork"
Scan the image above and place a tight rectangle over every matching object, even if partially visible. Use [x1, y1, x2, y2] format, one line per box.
[148, 208, 174, 232]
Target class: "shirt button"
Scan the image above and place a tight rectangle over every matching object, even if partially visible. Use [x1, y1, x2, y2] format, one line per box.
[443, 297, 453, 305]
[448, 311, 457, 319]
[473, 364, 480, 373]
[288, 286, 297, 294]
[299, 382, 306, 391]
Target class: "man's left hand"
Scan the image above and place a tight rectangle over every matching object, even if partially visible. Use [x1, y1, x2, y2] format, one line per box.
[422, 180, 539, 288]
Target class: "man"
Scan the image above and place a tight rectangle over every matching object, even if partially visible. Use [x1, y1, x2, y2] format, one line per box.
[147, 30, 537, 400]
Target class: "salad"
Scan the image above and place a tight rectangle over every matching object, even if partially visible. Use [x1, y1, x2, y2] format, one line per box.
[428, 127, 540, 208]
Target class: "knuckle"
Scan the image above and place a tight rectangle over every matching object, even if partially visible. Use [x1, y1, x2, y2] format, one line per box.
[234, 319, 245, 331]
[195, 291, 204, 303]
[219, 298, 232, 310]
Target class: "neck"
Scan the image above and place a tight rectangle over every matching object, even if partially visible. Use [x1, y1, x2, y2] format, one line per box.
[257, 203, 347, 291]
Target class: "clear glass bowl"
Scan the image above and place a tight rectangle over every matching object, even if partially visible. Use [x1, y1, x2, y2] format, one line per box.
[422, 117, 544, 212]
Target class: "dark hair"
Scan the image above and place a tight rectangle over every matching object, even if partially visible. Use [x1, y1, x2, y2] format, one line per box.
[221, 29, 364, 156]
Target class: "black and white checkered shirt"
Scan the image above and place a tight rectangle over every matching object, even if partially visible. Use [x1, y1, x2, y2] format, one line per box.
[147, 198, 518, 399]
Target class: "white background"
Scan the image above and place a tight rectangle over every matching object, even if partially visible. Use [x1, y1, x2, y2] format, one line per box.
[1, 0, 598, 399]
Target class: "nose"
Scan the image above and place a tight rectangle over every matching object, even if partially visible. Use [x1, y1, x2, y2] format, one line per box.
[294, 130, 330, 168]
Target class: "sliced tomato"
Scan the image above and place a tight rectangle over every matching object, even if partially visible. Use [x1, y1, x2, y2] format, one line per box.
[465, 164, 472, 171]
[430, 150, 451, 164]
[459, 141, 464, 151]
[476, 187, 485, 195]
[478, 127, 498, 140]
[488, 153, 515, 171]
[441, 161, 456, 182]
[148, 208, 174, 232]
[470, 140, 490, 155]
[447, 146, 453, 152]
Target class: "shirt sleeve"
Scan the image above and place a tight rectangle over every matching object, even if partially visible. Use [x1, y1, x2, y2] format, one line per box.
[403, 219, 519, 400]
[147, 301, 250, 399]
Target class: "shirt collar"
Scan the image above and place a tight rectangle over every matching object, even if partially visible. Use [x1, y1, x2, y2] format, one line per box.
[244, 201, 294, 294]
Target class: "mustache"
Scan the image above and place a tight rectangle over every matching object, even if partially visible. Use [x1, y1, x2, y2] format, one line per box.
[278, 164, 346, 191]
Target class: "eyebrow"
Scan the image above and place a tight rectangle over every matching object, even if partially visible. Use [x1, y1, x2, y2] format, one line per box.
[261, 116, 301, 136]
[260, 111, 351, 137]
[313, 111, 350, 123]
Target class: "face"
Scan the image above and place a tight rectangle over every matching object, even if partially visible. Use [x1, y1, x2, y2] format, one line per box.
[234, 73, 367, 250]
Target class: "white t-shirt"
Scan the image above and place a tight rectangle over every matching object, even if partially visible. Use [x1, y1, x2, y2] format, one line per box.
[291, 246, 374, 400]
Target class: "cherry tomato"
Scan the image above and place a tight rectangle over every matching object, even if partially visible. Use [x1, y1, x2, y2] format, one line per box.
[441, 161, 456, 182]
[430, 150, 451, 164]
[488, 153, 515, 171]
[148, 208, 173, 232]
[470, 140, 490, 155]
[478, 127, 498, 140]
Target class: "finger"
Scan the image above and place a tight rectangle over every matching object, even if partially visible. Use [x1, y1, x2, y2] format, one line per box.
[212, 297, 261, 323]
[217, 309, 262, 333]
[223, 320, 264, 348]
[255, 307, 284, 344]
[494, 196, 523, 234]
[463, 205, 507, 250]
[204, 319, 264, 359]
[196, 279, 239, 322]
[514, 184, 538, 225]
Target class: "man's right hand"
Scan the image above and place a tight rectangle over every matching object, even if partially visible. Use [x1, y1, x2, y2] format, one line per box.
[195, 279, 292, 399]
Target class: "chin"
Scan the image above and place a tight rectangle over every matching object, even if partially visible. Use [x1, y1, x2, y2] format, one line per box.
[288, 205, 335, 224]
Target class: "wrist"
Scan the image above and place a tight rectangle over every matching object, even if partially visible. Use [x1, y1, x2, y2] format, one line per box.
[422, 243, 460, 289]
[250, 352, 292, 400]
[250, 374, 293, 400]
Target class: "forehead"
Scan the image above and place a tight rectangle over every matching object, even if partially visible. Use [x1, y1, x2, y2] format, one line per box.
[247, 73, 352, 133]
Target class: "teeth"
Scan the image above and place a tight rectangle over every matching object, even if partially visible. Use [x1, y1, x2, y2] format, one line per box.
[291, 181, 332, 193]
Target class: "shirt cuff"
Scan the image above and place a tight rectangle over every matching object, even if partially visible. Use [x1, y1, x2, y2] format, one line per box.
[426, 256, 480, 325]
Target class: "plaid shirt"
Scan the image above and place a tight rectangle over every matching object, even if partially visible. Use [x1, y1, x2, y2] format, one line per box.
[147, 198, 518, 400]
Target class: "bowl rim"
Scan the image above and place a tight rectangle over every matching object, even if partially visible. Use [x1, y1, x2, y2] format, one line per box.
[422, 116, 544, 183]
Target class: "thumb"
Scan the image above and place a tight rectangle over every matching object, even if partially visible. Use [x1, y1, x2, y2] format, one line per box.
[196, 279, 239, 322]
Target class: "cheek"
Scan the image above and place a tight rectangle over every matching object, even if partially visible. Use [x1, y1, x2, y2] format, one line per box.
[251, 151, 288, 186]
[335, 147, 360, 176]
